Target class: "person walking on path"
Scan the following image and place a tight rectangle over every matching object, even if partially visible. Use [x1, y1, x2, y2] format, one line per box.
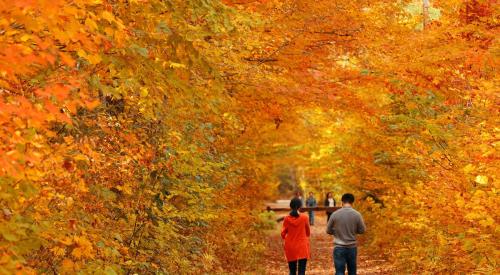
[326, 193, 366, 275]
[305, 192, 317, 225]
[281, 197, 311, 275]
[294, 191, 304, 206]
[324, 192, 336, 222]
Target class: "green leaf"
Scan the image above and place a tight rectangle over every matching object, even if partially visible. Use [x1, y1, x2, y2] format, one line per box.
[1, 231, 18, 242]
[156, 21, 172, 34]
[104, 266, 118, 275]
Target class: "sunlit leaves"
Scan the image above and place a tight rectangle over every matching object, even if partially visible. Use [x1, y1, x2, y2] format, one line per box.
[1, 0, 497, 273]
[1, 0, 272, 273]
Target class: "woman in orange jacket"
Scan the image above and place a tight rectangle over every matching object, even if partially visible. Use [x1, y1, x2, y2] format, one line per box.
[281, 197, 311, 275]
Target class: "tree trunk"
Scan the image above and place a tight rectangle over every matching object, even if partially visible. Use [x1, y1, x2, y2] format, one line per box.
[423, 0, 430, 29]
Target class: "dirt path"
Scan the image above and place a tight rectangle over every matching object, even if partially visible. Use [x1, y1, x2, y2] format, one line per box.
[264, 212, 392, 274]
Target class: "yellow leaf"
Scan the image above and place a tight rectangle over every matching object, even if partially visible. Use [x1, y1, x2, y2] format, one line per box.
[77, 49, 87, 58]
[465, 212, 482, 221]
[169, 62, 186, 69]
[479, 217, 494, 227]
[462, 164, 475, 174]
[87, 54, 102, 65]
[101, 11, 115, 22]
[51, 246, 66, 256]
[85, 18, 98, 31]
[77, 179, 89, 192]
[20, 34, 31, 42]
[73, 154, 88, 162]
[475, 175, 488, 186]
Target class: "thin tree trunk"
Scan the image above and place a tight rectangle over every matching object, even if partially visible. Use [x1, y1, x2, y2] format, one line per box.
[423, 0, 430, 29]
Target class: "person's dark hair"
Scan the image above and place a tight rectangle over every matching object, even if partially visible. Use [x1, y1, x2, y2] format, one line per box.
[289, 197, 302, 217]
[326, 192, 332, 199]
[341, 193, 355, 204]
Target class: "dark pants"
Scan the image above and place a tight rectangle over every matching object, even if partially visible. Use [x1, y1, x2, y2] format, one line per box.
[308, 211, 315, 225]
[333, 247, 357, 275]
[288, 258, 307, 275]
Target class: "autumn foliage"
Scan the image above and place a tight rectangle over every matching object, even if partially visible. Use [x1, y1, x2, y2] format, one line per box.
[1, 0, 270, 273]
[0, 0, 498, 273]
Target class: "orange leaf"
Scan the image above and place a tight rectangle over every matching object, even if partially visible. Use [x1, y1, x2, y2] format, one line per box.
[60, 52, 75, 67]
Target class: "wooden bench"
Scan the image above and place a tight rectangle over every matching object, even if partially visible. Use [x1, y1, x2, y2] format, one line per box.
[266, 206, 340, 212]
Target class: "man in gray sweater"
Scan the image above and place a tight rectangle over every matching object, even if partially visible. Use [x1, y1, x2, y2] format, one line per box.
[326, 193, 366, 275]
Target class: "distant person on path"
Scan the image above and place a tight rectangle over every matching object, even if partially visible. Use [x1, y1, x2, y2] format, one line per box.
[281, 197, 311, 275]
[326, 193, 366, 275]
[294, 191, 304, 206]
[324, 192, 336, 222]
[305, 192, 317, 225]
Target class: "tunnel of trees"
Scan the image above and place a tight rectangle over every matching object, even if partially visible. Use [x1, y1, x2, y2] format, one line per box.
[0, 0, 497, 273]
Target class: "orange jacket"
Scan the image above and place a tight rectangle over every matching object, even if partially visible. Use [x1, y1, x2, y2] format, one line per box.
[281, 213, 311, 262]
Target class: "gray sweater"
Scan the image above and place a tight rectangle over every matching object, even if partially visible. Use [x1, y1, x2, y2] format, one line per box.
[326, 206, 366, 247]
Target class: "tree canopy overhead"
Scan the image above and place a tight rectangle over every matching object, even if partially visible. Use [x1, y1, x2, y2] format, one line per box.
[0, 0, 498, 273]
